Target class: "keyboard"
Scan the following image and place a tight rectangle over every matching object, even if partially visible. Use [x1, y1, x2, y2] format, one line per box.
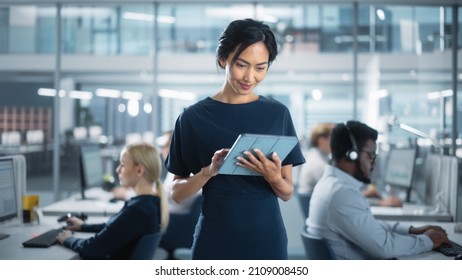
[22, 228, 62, 248]
[435, 240, 462, 256]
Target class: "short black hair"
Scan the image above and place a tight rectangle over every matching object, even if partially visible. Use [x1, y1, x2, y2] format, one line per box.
[331, 120, 378, 161]
[216, 18, 278, 69]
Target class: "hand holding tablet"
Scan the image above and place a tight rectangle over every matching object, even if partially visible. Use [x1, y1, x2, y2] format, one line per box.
[218, 133, 299, 176]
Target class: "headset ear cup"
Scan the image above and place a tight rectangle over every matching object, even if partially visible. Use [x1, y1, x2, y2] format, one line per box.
[347, 150, 358, 161]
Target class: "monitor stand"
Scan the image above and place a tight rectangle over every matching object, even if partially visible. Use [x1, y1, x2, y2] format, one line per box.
[77, 195, 99, 201]
[404, 187, 412, 203]
[78, 187, 101, 201]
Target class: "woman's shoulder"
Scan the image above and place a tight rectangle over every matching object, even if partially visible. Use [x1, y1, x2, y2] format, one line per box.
[255, 96, 290, 115]
[186, 97, 213, 108]
[258, 95, 288, 108]
[258, 95, 281, 103]
[121, 196, 160, 219]
[178, 97, 214, 117]
[128, 195, 160, 209]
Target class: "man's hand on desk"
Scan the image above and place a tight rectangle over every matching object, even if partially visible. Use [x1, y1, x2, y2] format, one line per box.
[363, 185, 402, 207]
[409, 225, 446, 235]
[377, 196, 403, 207]
[362, 187, 381, 198]
[424, 229, 450, 249]
[409, 225, 450, 249]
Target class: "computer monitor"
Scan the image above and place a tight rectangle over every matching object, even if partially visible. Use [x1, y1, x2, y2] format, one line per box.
[79, 145, 104, 200]
[0, 158, 17, 223]
[384, 147, 417, 202]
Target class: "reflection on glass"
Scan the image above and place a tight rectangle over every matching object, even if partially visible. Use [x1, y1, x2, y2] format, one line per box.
[358, 5, 454, 146]
[61, 5, 154, 55]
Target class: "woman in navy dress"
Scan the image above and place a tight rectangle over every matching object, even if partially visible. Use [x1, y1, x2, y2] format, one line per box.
[165, 18, 305, 260]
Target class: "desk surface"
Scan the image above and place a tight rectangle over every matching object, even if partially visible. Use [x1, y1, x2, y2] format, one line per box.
[371, 204, 452, 222]
[0, 216, 95, 260]
[42, 188, 124, 216]
[0, 216, 168, 260]
[0, 144, 52, 155]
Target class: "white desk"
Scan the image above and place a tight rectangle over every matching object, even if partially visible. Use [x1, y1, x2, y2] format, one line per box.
[0, 216, 94, 260]
[42, 188, 124, 216]
[398, 222, 462, 260]
[371, 204, 452, 222]
[0, 216, 168, 260]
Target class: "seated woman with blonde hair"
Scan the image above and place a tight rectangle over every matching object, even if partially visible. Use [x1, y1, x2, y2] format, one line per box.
[57, 143, 169, 259]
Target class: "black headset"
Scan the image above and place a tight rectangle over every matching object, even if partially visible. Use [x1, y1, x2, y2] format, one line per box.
[345, 123, 359, 162]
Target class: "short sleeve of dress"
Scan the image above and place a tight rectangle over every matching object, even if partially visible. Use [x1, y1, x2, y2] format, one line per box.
[165, 113, 190, 177]
[280, 107, 305, 167]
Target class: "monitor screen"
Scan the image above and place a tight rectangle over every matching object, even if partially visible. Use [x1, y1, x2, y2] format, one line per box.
[384, 148, 416, 202]
[79, 145, 104, 199]
[0, 158, 17, 222]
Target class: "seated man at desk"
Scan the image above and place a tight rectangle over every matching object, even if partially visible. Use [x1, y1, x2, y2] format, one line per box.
[298, 122, 400, 208]
[56, 143, 169, 259]
[306, 120, 449, 259]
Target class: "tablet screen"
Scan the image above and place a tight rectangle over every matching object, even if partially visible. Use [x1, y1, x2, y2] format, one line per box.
[218, 133, 299, 176]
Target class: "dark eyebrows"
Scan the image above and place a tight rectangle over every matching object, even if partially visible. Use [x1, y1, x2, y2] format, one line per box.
[235, 57, 268, 66]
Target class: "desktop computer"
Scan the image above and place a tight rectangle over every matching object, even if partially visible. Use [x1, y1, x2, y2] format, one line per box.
[78, 145, 105, 200]
[383, 147, 417, 203]
[0, 157, 18, 240]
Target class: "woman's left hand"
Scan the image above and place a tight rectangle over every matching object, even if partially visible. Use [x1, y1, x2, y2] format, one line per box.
[237, 149, 282, 182]
[237, 149, 293, 201]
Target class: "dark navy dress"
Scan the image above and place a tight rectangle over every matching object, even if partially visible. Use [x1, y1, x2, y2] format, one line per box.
[166, 96, 305, 260]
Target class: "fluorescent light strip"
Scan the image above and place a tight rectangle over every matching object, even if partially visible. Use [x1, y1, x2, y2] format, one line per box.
[38, 88, 65, 97]
[427, 91, 441, 100]
[96, 88, 121, 98]
[69, 90, 93, 100]
[122, 91, 143, 100]
[122, 12, 176, 23]
[157, 15, 176, 24]
[158, 89, 196, 100]
[440, 89, 453, 97]
[123, 12, 154, 21]
[427, 89, 453, 100]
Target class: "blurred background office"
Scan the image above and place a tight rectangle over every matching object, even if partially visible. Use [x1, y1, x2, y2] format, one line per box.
[1, 0, 462, 258]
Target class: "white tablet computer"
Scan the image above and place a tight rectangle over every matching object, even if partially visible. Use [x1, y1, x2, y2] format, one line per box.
[218, 133, 299, 176]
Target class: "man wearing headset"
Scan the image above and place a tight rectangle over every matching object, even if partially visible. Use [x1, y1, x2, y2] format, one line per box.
[305, 120, 449, 259]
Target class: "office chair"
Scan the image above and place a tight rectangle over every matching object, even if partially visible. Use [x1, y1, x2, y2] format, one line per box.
[300, 228, 335, 260]
[297, 192, 312, 219]
[130, 232, 162, 260]
[159, 194, 202, 259]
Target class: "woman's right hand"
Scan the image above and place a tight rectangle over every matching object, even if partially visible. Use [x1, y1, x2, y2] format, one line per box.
[65, 217, 84, 231]
[202, 148, 229, 177]
[56, 230, 73, 244]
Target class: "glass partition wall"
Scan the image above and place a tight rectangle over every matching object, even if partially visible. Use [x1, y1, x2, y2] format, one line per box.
[0, 1, 460, 205]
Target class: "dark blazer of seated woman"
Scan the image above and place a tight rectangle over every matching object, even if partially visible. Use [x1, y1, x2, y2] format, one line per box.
[56, 143, 169, 259]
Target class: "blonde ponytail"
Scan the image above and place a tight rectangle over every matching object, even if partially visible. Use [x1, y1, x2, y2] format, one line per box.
[155, 178, 169, 231]
[125, 142, 169, 231]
